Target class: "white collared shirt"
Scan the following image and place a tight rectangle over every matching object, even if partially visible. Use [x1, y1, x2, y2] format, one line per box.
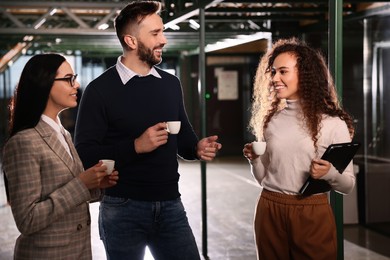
[41, 114, 73, 159]
[115, 56, 161, 85]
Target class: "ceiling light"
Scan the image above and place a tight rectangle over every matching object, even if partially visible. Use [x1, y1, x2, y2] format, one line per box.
[248, 20, 261, 30]
[34, 18, 46, 29]
[23, 35, 34, 42]
[189, 24, 198, 30]
[189, 19, 200, 29]
[98, 23, 109, 30]
[166, 24, 180, 30]
[50, 8, 57, 16]
[204, 32, 272, 53]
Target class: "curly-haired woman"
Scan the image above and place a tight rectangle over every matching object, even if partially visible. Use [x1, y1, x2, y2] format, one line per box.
[243, 38, 355, 260]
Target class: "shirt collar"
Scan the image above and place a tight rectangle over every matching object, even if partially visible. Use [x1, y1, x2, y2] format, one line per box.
[41, 114, 64, 134]
[116, 56, 161, 85]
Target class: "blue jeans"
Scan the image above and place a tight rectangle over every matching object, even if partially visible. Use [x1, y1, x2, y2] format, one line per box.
[99, 196, 201, 260]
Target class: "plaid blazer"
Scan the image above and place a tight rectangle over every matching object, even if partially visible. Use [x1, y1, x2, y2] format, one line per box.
[3, 119, 99, 259]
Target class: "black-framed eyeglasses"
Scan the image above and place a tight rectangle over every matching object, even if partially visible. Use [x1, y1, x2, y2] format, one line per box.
[54, 74, 78, 87]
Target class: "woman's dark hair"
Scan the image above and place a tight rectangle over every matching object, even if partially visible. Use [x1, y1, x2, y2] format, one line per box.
[263, 38, 354, 151]
[114, 1, 161, 50]
[8, 53, 66, 137]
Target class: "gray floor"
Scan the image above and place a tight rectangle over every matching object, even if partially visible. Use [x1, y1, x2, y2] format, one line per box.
[1, 156, 390, 260]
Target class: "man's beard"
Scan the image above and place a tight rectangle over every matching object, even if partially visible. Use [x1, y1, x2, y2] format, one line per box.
[137, 40, 162, 67]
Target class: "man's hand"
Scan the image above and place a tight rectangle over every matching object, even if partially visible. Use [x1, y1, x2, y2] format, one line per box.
[196, 135, 222, 161]
[134, 122, 168, 153]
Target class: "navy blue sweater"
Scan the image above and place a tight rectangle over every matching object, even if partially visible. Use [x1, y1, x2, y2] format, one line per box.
[74, 66, 199, 201]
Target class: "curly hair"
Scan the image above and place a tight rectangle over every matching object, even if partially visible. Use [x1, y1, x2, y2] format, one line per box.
[249, 38, 354, 152]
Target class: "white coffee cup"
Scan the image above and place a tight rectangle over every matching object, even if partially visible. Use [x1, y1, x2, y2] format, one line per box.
[166, 121, 181, 134]
[252, 141, 267, 155]
[101, 159, 115, 175]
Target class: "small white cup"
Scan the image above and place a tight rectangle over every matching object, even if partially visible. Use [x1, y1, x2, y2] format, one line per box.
[252, 141, 267, 155]
[166, 121, 181, 134]
[101, 159, 115, 175]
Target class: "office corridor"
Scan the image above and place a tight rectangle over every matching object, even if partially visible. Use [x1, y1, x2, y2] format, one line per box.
[1, 157, 390, 260]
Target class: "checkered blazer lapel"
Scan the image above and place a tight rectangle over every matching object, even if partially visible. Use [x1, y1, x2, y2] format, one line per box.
[35, 120, 77, 177]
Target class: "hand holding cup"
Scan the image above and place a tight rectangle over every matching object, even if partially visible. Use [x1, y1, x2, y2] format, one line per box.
[252, 141, 267, 156]
[166, 121, 181, 134]
[101, 159, 115, 175]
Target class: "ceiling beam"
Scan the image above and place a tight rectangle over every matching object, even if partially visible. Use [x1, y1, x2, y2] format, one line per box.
[0, 1, 125, 8]
[61, 6, 90, 28]
[164, 0, 225, 28]
[0, 7, 24, 28]
[93, 8, 119, 29]
[345, 3, 390, 21]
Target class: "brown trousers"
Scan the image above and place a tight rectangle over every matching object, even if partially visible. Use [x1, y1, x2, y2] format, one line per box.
[254, 189, 337, 260]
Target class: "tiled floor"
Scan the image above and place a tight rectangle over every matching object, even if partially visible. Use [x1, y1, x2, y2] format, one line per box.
[1, 157, 390, 260]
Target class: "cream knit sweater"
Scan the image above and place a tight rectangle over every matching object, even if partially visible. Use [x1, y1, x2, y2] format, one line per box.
[250, 100, 356, 195]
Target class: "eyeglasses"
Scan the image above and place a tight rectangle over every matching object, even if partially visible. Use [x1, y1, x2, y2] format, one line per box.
[54, 74, 78, 87]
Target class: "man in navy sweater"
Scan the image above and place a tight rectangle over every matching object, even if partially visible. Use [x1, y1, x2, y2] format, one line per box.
[74, 1, 222, 259]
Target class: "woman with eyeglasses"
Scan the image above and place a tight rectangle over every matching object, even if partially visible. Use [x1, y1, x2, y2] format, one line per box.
[2, 53, 118, 259]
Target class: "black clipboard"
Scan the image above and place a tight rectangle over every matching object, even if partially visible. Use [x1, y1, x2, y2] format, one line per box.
[299, 142, 361, 196]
